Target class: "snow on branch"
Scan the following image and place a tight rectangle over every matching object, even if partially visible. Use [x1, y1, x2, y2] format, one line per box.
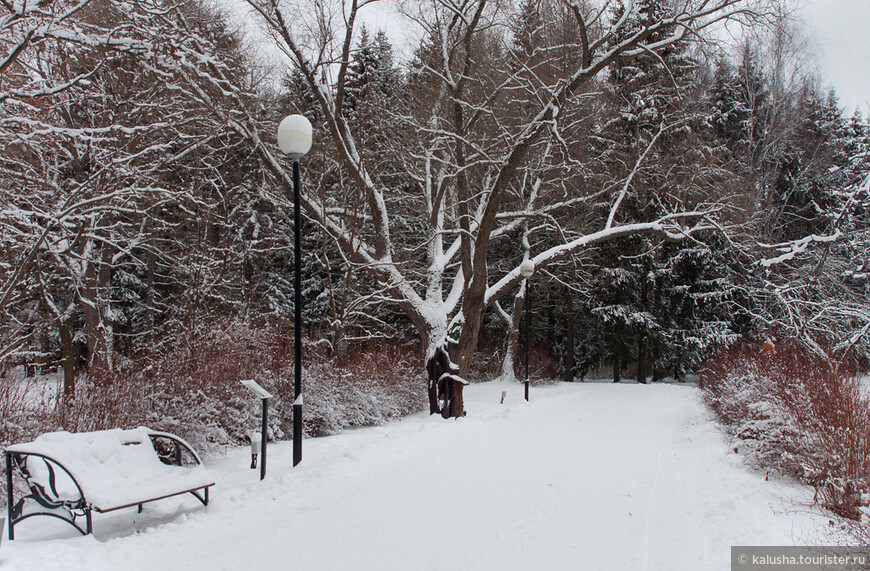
[484, 213, 707, 308]
[758, 231, 844, 268]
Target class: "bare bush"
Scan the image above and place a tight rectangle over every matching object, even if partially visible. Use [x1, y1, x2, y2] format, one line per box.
[0, 370, 55, 448]
[131, 324, 426, 446]
[304, 343, 425, 436]
[701, 341, 870, 521]
[0, 323, 426, 508]
[0, 369, 58, 508]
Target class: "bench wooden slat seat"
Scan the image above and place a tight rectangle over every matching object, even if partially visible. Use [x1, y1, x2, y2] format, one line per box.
[5, 427, 214, 538]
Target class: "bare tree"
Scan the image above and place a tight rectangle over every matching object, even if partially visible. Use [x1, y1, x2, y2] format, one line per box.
[0, 0, 264, 398]
[231, 0, 763, 416]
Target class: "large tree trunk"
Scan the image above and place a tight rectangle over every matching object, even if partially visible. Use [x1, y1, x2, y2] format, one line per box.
[426, 343, 466, 418]
[454, 289, 485, 378]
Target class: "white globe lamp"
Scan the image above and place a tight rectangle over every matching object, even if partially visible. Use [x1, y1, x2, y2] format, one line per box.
[519, 258, 535, 279]
[277, 114, 312, 158]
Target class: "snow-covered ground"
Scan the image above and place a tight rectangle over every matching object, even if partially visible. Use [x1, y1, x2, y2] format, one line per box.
[1, 381, 834, 570]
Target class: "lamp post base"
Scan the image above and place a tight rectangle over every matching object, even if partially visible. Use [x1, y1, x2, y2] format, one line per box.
[293, 403, 302, 466]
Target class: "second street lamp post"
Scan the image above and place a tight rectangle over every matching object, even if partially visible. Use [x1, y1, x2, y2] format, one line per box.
[277, 114, 312, 467]
[520, 259, 534, 401]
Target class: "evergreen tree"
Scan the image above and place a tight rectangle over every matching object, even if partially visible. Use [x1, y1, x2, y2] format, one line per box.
[571, 0, 734, 382]
[771, 83, 846, 240]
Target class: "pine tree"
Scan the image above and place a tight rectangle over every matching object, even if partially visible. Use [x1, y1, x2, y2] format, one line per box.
[771, 83, 846, 240]
[578, 0, 731, 382]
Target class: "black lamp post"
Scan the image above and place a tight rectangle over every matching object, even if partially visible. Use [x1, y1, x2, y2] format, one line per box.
[520, 258, 534, 401]
[277, 114, 312, 467]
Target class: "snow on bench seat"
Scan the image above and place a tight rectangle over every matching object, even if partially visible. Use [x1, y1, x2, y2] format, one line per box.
[6, 427, 214, 512]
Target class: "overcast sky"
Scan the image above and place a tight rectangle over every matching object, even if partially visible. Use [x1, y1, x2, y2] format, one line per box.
[231, 0, 870, 117]
[358, 0, 870, 116]
[803, 0, 870, 116]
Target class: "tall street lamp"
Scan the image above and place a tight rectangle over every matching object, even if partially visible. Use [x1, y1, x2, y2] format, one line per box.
[519, 258, 534, 401]
[277, 114, 312, 467]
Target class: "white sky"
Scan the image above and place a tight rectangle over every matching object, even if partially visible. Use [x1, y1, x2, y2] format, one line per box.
[225, 0, 870, 117]
[359, 0, 870, 117]
[803, 0, 870, 116]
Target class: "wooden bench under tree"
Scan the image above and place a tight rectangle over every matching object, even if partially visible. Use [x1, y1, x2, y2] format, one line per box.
[5, 427, 215, 539]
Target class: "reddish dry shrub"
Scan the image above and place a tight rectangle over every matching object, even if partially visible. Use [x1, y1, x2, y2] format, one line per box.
[143, 326, 424, 443]
[0, 369, 53, 446]
[528, 344, 561, 382]
[1, 325, 427, 509]
[466, 333, 504, 381]
[3, 323, 426, 451]
[304, 341, 424, 435]
[701, 340, 870, 521]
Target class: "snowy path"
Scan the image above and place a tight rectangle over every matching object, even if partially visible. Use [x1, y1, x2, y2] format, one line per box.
[1, 382, 832, 570]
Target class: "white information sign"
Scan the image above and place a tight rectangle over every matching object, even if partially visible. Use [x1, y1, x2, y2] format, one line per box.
[241, 379, 273, 399]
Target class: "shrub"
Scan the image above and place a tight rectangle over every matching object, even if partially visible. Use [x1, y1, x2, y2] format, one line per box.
[304, 342, 424, 435]
[1, 323, 427, 508]
[701, 341, 870, 521]
[0, 369, 56, 450]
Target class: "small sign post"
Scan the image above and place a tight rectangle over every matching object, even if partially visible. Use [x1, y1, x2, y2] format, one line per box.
[241, 380, 273, 480]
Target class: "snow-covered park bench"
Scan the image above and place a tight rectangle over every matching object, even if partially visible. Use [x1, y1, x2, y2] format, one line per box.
[5, 427, 214, 539]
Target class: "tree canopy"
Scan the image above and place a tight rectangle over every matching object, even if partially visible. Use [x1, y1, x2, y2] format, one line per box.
[1, 0, 868, 421]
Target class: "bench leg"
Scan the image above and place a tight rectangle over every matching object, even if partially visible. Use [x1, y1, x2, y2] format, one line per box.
[188, 487, 210, 507]
[86, 508, 92, 535]
[138, 503, 143, 513]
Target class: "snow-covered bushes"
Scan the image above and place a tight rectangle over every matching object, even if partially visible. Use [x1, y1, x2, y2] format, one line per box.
[702, 342, 870, 520]
[0, 370, 58, 509]
[117, 324, 426, 448]
[0, 370, 55, 450]
[303, 344, 425, 435]
[0, 324, 426, 507]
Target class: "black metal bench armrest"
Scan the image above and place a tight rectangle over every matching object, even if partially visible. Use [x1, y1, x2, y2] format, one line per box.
[7, 451, 87, 507]
[6, 450, 91, 538]
[147, 431, 204, 467]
